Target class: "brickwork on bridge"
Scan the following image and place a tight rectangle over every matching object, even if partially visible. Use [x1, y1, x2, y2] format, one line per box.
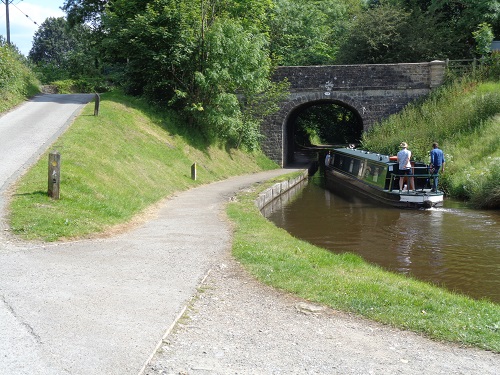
[261, 61, 446, 166]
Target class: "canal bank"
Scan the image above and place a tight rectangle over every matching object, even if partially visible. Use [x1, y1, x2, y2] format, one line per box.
[145, 250, 500, 375]
[265, 173, 500, 304]
[226, 173, 500, 352]
[255, 169, 309, 210]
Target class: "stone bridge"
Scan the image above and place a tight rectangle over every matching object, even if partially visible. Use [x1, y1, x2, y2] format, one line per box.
[261, 61, 446, 166]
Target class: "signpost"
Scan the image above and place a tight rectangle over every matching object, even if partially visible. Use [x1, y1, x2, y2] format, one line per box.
[48, 151, 61, 199]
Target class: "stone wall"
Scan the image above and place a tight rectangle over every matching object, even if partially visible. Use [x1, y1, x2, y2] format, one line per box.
[273, 63, 439, 91]
[262, 61, 446, 166]
[255, 170, 309, 211]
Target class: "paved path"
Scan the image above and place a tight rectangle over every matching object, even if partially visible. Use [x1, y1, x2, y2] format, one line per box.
[0, 94, 303, 374]
[0, 94, 94, 194]
[0, 168, 299, 375]
[145, 250, 500, 375]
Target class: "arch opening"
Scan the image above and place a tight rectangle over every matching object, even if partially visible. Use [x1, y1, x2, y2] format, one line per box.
[284, 100, 363, 166]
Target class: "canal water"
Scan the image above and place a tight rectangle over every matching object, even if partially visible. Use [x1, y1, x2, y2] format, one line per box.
[263, 173, 500, 304]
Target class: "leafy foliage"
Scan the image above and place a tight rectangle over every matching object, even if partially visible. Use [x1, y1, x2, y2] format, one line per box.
[29, 17, 100, 85]
[427, 0, 500, 45]
[62, 0, 109, 28]
[0, 37, 40, 111]
[101, 0, 198, 99]
[268, 0, 361, 65]
[96, 0, 288, 149]
[337, 3, 458, 63]
[35, 0, 500, 155]
[294, 104, 363, 146]
[408, 0, 500, 57]
[340, 0, 500, 63]
[191, 19, 288, 148]
[473, 22, 494, 57]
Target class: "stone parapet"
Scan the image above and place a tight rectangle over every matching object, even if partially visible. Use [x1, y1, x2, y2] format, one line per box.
[255, 170, 309, 210]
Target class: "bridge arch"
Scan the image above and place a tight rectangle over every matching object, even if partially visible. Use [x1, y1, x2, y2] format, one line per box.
[261, 61, 446, 166]
[283, 95, 363, 165]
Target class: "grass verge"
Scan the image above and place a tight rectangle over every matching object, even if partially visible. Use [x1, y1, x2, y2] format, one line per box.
[228, 175, 500, 353]
[8, 91, 277, 241]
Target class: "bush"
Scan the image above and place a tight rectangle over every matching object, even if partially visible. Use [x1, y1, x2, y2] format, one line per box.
[0, 38, 40, 111]
[51, 78, 111, 94]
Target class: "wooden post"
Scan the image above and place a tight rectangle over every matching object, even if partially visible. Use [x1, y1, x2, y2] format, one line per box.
[94, 93, 100, 116]
[48, 151, 61, 199]
[191, 163, 197, 180]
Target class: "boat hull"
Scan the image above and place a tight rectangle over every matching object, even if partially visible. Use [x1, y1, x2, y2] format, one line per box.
[325, 165, 443, 209]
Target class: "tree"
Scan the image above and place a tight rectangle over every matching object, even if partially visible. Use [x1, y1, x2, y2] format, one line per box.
[29, 17, 74, 66]
[97, 0, 287, 149]
[268, 0, 363, 66]
[62, 0, 109, 28]
[57, 0, 364, 146]
[336, 3, 457, 63]
[29, 17, 97, 82]
[192, 18, 289, 148]
[101, 0, 199, 98]
[427, 0, 500, 32]
[472, 22, 494, 58]
[405, 0, 500, 56]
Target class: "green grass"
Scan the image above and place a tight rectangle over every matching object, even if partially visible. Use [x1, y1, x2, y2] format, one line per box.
[0, 44, 40, 112]
[228, 177, 500, 352]
[9, 91, 277, 241]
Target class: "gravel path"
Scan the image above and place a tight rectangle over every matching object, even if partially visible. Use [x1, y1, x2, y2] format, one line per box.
[144, 224, 500, 375]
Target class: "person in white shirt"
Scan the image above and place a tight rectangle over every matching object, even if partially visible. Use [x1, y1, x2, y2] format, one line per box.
[397, 142, 414, 192]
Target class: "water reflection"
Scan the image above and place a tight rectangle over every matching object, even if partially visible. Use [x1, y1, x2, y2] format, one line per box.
[263, 175, 500, 303]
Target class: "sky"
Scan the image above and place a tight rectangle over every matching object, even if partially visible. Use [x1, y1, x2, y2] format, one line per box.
[0, 0, 65, 56]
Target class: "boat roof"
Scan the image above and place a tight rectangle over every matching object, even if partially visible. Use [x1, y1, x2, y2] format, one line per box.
[333, 147, 393, 163]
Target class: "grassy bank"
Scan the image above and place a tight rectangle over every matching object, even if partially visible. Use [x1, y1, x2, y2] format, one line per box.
[0, 43, 40, 112]
[361, 79, 500, 209]
[228, 175, 500, 353]
[9, 91, 276, 241]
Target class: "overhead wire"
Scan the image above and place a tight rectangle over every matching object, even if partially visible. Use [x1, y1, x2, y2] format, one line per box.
[10, 0, 40, 27]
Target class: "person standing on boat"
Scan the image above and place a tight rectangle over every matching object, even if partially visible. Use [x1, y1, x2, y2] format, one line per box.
[325, 151, 332, 166]
[429, 142, 445, 192]
[397, 142, 415, 191]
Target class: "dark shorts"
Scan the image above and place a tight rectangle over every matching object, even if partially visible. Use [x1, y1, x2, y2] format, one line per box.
[401, 168, 412, 175]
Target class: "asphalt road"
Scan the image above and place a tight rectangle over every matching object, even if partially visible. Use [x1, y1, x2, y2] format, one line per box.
[0, 94, 95, 194]
[0, 94, 301, 374]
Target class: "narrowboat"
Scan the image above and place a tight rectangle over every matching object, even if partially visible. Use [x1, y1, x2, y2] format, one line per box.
[324, 147, 444, 209]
